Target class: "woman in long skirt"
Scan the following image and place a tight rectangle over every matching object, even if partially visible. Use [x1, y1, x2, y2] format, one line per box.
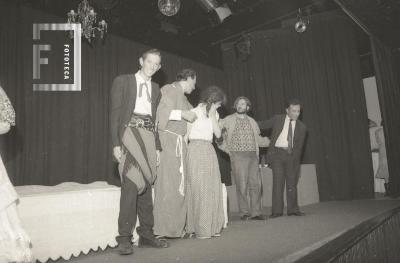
[0, 86, 34, 262]
[185, 86, 226, 239]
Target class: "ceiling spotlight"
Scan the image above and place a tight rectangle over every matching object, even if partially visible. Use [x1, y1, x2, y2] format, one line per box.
[295, 8, 310, 33]
[196, 0, 219, 12]
[214, 4, 232, 22]
[196, 0, 232, 24]
[158, 0, 181, 16]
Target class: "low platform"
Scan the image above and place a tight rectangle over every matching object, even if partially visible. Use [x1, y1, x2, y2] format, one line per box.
[57, 199, 400, 263]
[16, 181, 120, 262]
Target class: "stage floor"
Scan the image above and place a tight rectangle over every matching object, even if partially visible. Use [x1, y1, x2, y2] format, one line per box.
[53, 198, 400, 263]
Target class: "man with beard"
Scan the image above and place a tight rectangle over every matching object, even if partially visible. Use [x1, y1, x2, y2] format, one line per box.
[218, 96, 270, 221]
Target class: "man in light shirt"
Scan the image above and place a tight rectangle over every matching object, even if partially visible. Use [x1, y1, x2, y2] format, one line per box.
[258, 99, 307, 218]
[154, 69, 197, 238]
[110, 49, 169, 255]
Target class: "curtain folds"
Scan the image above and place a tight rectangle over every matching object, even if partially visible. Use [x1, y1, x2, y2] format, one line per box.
[370, 37, 400, 197]
[0, 1, 224, 186]
[221, 12, 374, 201]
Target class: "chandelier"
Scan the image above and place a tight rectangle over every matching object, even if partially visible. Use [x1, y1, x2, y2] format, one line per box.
[158, 0, 181, 16]
[67, 0, 108, 42]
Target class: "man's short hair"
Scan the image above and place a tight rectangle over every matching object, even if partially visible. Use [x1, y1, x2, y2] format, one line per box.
[233, 96, 251, 111]
[286, 98, 302, 109]
[176, 69, 196, 81]
[141, 49, 162, 61]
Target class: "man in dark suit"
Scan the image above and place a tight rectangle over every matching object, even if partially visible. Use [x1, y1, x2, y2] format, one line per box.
[110, 49, 169, 255]
[258, 99, 307, 218]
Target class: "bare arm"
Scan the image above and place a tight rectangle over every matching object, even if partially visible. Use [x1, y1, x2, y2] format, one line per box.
[184, 122, 192, 144]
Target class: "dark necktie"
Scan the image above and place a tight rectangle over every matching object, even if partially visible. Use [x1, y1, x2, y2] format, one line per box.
[287, 119, 293, 154]
[139, 82, 151, 103]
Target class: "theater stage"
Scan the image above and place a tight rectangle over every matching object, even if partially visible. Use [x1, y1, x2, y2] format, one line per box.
[53, 198, 400, 263]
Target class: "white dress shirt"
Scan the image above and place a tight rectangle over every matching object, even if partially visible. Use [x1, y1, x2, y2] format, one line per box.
[133, 71, 152, 116]
[275, 115, 296, 148]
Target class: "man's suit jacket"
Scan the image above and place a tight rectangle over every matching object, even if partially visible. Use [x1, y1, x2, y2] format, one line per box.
[258, 114, 306, 163]
[110, 74, 161, 150]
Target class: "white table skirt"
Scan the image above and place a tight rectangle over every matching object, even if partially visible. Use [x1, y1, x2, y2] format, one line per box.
[15, 181, 140, 262]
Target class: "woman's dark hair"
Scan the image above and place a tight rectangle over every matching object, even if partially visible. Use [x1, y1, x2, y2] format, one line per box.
[199, 85, 227, 116]
[176, 69, 196, 81]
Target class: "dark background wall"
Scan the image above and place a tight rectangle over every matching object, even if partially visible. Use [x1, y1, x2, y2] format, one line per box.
[221, 12, 374, 201]
[0, 2, 375, 200]
[0, 2, 224, 186]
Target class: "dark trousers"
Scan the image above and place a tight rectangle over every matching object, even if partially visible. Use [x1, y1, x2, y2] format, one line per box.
[116, 175, 154, 244]
[270, 148, 301, 214]
[230, 151, 262, 216]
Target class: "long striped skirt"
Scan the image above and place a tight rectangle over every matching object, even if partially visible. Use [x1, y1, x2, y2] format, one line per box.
[186, 140, 225, 238]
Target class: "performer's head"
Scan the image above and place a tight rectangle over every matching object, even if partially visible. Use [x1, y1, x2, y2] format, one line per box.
[233, 96, 251, 114]
[286, 99, 302, 121]
[176, 69, 197, 94]
[139, 49, 162, 79]
[199, 85, 227, 116]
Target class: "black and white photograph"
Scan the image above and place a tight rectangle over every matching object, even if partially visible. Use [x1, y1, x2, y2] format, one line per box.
[0, 0, 400, 262]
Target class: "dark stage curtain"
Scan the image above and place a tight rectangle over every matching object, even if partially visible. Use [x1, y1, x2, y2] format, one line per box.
[370, 37, 400, 197]
[221, 12, 374, 201]
[0, 1, 224, 186]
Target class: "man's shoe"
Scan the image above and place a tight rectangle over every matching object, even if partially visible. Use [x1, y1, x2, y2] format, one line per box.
[287, 211, 305, 216]
[269, 213, 283, 219]
[116, 242, 133, 255]
[250, 215, 268, 220]
[240, 214, 251, 221]
[138, 237, 169, 248]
